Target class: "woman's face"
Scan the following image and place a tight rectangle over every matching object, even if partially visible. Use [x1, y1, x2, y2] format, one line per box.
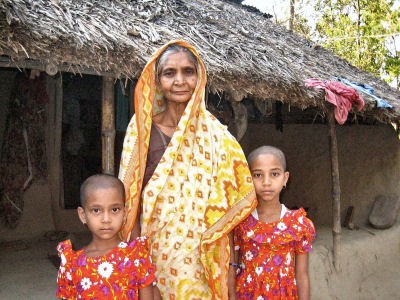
[158, 51, 198, 104]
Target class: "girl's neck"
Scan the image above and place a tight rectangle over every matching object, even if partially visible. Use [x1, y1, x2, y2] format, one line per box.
[85, 236, 122, 257]
[257, 200, 281, 214]
[256, 201, 282, 223]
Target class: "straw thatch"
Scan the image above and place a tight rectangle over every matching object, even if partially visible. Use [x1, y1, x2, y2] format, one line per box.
[1, 0, 399, 125]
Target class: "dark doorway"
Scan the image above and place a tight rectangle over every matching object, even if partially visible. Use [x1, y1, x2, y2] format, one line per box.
[61, 73, 102, 209]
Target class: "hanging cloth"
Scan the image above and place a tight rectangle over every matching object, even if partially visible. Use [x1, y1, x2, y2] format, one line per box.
[305, 78, 364, 125]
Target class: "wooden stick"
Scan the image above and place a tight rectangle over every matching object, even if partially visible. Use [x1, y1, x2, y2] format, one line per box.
[102, 76, 115, 175]
[327, 106, 342, 272]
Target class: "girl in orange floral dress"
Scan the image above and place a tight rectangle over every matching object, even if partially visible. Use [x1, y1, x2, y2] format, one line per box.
[56, 174, 156, 300]
[234, 146, 316, 300]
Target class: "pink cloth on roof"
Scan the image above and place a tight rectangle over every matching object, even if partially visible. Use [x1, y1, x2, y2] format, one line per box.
[305, 78, 365, 125]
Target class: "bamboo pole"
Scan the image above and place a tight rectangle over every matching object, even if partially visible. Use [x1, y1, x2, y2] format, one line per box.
[327, 106, 342, 272]
[102, 76, 115, 175]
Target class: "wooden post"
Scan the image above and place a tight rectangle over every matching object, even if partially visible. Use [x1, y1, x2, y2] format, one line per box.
[102, 77, 115, 175]
[327, 107, 341, 271]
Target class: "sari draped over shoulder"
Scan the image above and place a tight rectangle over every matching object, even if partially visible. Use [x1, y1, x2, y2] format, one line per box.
[119, 40, 257, 299]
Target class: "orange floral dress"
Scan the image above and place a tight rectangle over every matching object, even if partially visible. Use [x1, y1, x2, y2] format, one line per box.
[234, 205, 316, 300]
[56, 237, 156, 300]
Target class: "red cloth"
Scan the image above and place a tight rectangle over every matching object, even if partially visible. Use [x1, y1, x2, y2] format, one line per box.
[305, 78, 364, 125]
[234, 207, 316, 299]
[56, 237, 156, 299]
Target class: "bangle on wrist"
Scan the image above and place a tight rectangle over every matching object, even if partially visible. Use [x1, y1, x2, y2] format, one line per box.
[229, 262, 240, 268]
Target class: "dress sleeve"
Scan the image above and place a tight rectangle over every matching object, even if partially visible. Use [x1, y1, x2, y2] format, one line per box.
[294, 209, 316, 255]
[56, 240, 75, 299]
[127, 236, 157, 289]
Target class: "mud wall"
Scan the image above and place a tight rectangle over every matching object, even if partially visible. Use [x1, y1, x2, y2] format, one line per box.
[1, 69, 399, 239]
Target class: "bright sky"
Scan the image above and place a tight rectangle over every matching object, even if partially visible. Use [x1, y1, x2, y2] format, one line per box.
[242, 0, 315, 27]
[243, 0, 287, 12]
[242, 0, 399, 30]
[243, 0, 399, 87]
[243, 0, 400, 18]
[242, 0, 288, 19]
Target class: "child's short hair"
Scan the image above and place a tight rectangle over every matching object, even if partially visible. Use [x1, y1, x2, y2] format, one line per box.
[80, 174, 125, 207]
[247, 146, 287, 171]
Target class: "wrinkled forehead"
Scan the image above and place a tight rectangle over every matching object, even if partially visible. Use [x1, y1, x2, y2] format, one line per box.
[156, 45, 198, 76]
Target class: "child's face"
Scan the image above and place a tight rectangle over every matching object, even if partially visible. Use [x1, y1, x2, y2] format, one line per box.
[77, 187, 126, 241]
[250, 153, 289, 204]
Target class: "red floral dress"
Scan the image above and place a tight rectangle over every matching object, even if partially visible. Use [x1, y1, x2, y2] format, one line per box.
[56, 236, 156, 299]
[234, 205, 316, 300]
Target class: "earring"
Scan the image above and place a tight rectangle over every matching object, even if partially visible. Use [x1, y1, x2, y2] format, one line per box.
[283, 185, 286, 189]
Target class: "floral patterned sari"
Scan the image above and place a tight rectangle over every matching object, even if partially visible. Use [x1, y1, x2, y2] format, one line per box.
[119, 40, 256, 299]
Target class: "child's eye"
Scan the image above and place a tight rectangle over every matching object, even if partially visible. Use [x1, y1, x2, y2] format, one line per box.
[112, 207, 121, 213]
[272, 172, 280, 177]
[91, 208, 101, 214]
[253, 173, 262, 178]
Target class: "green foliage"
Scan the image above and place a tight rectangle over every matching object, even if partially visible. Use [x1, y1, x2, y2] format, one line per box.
[294, 14, 312, 37]
[293, 0, 313, 37]
[312, 0, 400, 88]
[385, 55, 400, 89]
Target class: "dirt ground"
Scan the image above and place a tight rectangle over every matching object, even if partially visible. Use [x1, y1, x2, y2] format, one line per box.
[0, 224, 399, 300]
[309, 224, 400, 300]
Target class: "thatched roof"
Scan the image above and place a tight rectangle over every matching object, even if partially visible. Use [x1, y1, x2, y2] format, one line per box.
[1, 0, 399, 125]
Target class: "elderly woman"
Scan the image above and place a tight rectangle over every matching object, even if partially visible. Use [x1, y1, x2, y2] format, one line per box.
[119, 40, 256, 299]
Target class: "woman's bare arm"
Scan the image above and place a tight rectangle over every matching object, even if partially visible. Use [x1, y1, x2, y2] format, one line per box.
[228, 231, 237, 300]
[139, 285, 154, 300]
[129, 215, 141, 241]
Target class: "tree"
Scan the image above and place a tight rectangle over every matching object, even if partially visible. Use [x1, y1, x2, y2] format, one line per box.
[313, 0, 400, 89]
[384, 8, 400, 89]
[293, 12, 312, 37]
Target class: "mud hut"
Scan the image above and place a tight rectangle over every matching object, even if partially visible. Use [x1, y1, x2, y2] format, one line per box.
[0, 0, 399, 298]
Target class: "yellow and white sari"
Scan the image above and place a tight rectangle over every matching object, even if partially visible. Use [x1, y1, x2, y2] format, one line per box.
[119, 40, 256, 299]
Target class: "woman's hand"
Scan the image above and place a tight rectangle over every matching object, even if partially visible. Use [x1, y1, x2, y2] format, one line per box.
[228, 231, 237, 300]
[138, 285, 153, 300]
[228, 266, 237, 300]
[153, 285, 162, 300]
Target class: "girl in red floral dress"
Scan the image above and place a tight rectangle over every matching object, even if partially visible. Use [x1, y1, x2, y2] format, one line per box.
[234, 146, 316, 300]
[56, 174, 156, 300]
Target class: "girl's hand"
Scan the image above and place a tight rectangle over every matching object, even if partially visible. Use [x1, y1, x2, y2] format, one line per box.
[295, 253, 310, 300]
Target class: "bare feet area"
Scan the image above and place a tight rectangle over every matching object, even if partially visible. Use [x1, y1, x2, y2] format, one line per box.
[0, 225, 399, 299]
